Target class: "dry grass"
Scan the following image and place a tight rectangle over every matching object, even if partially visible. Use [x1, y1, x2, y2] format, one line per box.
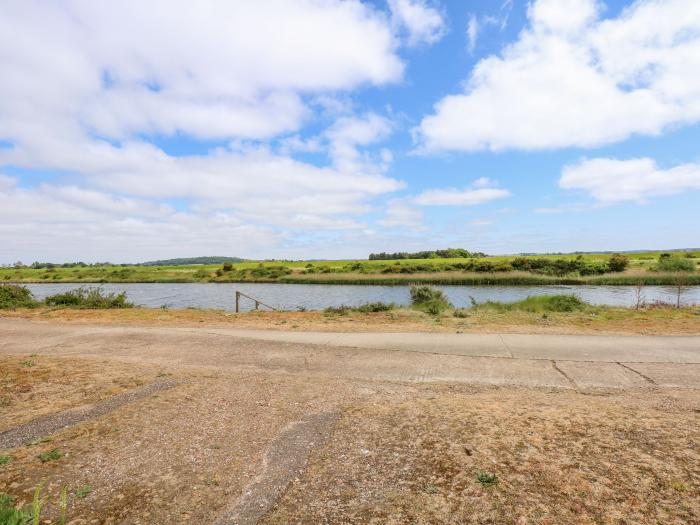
[266, 387, 700, 524]
[0, 355, 162, 431]
[2, 304, 700, 335]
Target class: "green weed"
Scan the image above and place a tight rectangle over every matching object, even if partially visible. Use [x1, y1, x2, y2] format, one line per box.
[476, 471, 498, 487]
[74, 485, 92, 499]
[37, 449, 62, 463]
[0, 456, 11, 466]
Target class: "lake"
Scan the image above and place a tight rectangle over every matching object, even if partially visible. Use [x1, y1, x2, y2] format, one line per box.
[22, 282, 700, 311]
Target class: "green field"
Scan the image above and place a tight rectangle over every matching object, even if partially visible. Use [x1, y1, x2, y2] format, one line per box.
[2, 251, 698, 286]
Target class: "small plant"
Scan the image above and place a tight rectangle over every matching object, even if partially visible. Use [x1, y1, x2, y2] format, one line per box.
[0, 455, 11, 466]
[75, 485, 92, 499]
[354, 302, 395, 313]
[476, 471, 498, 487]
[37, 449, 62, 463]
[31, 481, 46, 525]
[58, 486, 67, 525]
[0, 492, 31, 525]
[20, 359, 34, 368]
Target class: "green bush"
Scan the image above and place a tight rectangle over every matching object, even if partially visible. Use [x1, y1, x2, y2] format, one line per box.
[0, 285, 38, 309]
[410, 285, 452, 315]
[44, 287, 133, 309]
[607, 253, 629, 272]
[354, 302, 395, 313]
[656, 256, 696, 273]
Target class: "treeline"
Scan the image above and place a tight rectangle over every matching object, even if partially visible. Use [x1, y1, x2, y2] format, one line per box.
[139, 256, 244, 266]
[369, 248, 486, 260]
[7, 261, 114, 269]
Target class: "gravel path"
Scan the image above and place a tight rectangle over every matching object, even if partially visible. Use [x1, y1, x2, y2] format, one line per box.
[0, 379, 178, 448]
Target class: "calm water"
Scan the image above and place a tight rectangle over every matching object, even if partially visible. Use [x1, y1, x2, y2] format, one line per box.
[23, 282, 700, 311]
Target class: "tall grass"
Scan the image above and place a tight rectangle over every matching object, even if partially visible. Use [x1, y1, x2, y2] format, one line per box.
[471, 295, 589, 313]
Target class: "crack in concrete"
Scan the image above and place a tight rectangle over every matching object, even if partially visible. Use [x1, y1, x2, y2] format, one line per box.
[617, 362, 658, 386]
[550, 360, 578, 390]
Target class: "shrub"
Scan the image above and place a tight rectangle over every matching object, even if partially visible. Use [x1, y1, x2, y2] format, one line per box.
[475, 294, 588, 313]
[657, 256, 696, 273]
[222, 263, 233, 272]
[0, 285, 38, 309]
[410, 285, 452, 315]
[354, 302, 395, 313]
[44, 287, 133, 309]
[607, 253, 629, 272]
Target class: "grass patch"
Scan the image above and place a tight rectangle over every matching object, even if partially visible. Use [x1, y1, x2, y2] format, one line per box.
[37, 448, 62, 463]
[324, 302, 396, 315]
[44, 286, 133, 309]
[472, 294, 589, 313]
[75, 485, 92, 499]
[0, 284, 38, 309]
[476, 471, 498, 487]
[0, 456, 11, 466]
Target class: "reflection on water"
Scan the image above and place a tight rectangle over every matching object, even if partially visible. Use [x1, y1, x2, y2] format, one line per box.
[23, 282, 700, 312]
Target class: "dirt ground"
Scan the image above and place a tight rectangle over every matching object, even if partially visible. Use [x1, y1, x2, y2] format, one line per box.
[1, 351, 699, 524]
[4, 304, 700, 335]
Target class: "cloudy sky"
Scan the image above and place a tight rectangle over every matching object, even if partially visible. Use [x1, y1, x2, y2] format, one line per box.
[2, 0, 699, 263]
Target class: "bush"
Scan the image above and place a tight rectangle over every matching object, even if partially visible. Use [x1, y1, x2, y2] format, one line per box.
[354, 302, 395, 313]
[657, 256, 696, 273]
[222, 263, 233, 272]
[0, 285, 38, 309]
[410, 285, 452, 315]
[607, 253, 629, 272]
[44, 287, 133, 309]
[475, 294, 588, 313]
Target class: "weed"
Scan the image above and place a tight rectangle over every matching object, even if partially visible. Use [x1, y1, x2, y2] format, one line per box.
[0, 456, 11, 466]
[31, 481, 46, 525]
[476, 471, 498, 487]
[37, 449, 62, 463]
[75, 485, 92, 499]
[424, 484, 440, 494]
[19, 359, 34, 368]
[58, 486, 67, 525]
[354, 302, 395, 313]
[0, 492, 31, 525]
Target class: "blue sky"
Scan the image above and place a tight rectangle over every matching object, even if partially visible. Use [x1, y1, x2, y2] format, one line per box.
[1, 0, 699, 263]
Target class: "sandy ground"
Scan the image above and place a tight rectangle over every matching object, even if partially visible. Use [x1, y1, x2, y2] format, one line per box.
[3, 304, 700, 335]
[1, 318, 699, 524]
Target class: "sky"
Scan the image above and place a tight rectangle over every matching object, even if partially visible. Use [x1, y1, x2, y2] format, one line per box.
[1, 0, 700, 263]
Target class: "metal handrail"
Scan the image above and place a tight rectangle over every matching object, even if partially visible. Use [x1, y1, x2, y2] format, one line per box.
[235, 291, 278, 312]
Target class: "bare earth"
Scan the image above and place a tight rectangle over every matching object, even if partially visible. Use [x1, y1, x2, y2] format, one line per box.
[1, 316, 699, 524]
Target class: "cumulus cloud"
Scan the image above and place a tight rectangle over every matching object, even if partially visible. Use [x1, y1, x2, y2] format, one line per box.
[389, 0, 446, 47]
[417, 0, 700, 152]
[560, 157, 700, 203]
[378, 199, 425, 228]
[0, 0, 415, 260]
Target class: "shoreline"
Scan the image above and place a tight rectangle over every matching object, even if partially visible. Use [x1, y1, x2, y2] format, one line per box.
[3, 305, 700, 336]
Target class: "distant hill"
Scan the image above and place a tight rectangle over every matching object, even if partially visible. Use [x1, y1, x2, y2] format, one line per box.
[138, 256, 245, 266]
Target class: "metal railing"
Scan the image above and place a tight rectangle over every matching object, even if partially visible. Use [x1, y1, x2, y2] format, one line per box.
[235, 291, 278, 312]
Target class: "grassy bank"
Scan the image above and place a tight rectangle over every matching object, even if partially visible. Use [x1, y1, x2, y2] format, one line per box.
[3, 301, 699, 335]
[2, 250, 698, 285]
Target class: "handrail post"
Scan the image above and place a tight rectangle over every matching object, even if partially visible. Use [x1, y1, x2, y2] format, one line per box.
[235, 291, 240, 313]
[255, 300, 259, 310]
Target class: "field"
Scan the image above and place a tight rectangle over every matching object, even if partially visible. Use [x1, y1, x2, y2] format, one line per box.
[2, 251, 699, 285]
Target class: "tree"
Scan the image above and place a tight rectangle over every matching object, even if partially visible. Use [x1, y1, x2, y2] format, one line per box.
[607, 253, 629, 272]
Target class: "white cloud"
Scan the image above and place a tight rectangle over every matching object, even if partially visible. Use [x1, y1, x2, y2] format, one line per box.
[0, 0, 415, 260]
[389, 0, 446, 47]
[325, 113, 394, 175]
[560, 157, 700, 203]
[467, 15, 480, 53]
[415, 187, 510, 206]
[378, 199, 425, 228]
[417, 0, 700, 152]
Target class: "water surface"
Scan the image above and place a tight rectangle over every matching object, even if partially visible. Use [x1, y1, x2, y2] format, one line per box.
[23, 282, 700, 312]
